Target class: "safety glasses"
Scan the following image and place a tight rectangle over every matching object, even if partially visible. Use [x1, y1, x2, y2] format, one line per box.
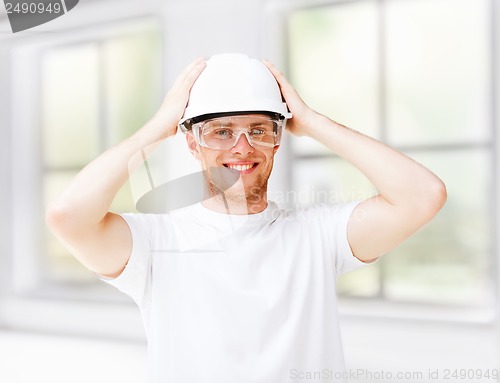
[191, 115, 283, 150]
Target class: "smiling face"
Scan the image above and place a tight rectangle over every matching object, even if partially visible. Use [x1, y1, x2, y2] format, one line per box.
[186, 114, 280, 213]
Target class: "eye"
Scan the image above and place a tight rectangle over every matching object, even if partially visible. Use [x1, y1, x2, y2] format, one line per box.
[213, 128, 233, 138]
[250, 128, 265, 136]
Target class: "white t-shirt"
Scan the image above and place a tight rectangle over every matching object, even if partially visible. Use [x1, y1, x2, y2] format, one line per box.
[101, 201, 366, 383]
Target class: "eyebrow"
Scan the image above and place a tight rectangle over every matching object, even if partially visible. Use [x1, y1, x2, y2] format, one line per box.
[249, 121, 272, 127]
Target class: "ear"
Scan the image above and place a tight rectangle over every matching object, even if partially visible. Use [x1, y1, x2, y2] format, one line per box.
[186, 131, 202, 161]
[273, 145, 280, 155]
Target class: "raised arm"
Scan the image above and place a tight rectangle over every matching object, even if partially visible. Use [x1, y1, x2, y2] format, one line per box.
[45, 57, 206, 277]
[263, 60, 447, 263]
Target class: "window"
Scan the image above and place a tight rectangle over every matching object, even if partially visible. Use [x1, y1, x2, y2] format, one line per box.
[13, 19, 162, 297]
[287, 0, 494, 307]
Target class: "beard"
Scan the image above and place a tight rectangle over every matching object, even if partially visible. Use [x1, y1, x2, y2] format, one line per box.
[223, 172, 269, 202]
[202, 161, 273, 214]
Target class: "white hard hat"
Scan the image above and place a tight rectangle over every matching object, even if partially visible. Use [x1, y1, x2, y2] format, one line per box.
[179, 53, 292, 131]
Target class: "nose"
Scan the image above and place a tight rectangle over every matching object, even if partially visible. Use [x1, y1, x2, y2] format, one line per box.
[231, 132, 254, 155]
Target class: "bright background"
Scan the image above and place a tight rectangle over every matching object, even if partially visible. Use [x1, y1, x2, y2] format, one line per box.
[0, 0, 499, 382]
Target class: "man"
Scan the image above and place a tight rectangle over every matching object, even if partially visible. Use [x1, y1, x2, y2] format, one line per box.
[46, 53, 447, 382]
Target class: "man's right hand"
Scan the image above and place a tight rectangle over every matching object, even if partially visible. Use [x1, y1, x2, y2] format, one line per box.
[150, 57, 206, 139]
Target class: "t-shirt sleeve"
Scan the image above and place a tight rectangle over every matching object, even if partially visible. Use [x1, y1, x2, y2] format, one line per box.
[319, 201, 372, 276]
[96, 213, 153, 308]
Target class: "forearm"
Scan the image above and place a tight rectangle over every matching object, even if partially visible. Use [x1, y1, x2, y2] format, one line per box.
[305, 113, 446, 211]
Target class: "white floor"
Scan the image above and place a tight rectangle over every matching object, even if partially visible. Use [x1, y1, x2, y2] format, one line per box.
[341, 317, 499, 382]
[0, 319, 498, 383]
[0, 331, 147, 383]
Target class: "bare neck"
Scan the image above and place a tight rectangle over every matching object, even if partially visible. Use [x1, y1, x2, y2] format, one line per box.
[201, 191, 268, 215]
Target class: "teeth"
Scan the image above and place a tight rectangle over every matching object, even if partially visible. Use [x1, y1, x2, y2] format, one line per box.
[227, 164, 254, 172]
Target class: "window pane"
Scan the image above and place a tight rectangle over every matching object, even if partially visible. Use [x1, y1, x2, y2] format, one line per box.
[286, 0, 493, 308]
[337, 264, 381, 297]
[290, 157, 380, 297]
[384, 150, 493, 306]
[41, 43, 100, 167]
[104, 26, 162, 145]
[103, 25, 163, 213]
[386, 0, 490, 145]
[111, 181, 136, 213]
[288, 1, 379, 155]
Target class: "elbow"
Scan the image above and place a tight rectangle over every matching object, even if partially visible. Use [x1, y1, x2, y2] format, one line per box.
[45, 201, 73, 236]
[421, 178, 447, 220]
[431, 178, 447, 209]
[45, 202, 64, 233]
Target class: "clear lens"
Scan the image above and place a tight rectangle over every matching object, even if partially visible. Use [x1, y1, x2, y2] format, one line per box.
[193, 115, 282, 150]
